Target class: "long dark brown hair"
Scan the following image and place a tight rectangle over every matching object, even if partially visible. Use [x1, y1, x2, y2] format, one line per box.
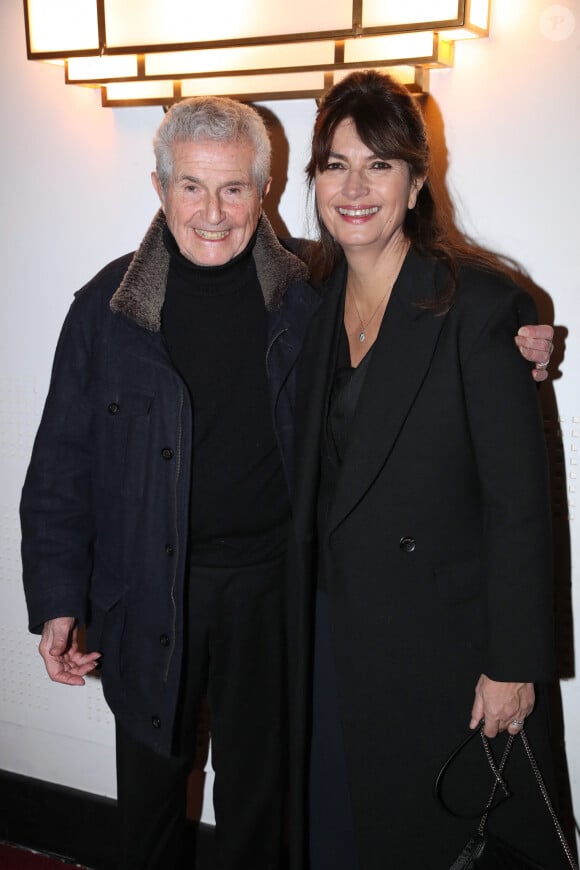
[306, 71, 518, 307]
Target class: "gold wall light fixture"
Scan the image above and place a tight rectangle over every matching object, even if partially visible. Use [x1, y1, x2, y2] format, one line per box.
[24, 0, 491, 107]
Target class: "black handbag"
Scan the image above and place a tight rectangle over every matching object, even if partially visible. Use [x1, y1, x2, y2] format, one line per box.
[435, 726, 578, 870]
[448, 831, 547, 869]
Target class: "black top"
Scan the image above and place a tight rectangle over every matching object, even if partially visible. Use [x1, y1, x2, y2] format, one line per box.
[161, 227, 289, 567]
[317, 316, 374, 589]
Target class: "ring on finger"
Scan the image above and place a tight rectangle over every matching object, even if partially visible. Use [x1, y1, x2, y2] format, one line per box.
[536, 361, 549, 369]
[511, 719, 524, 728]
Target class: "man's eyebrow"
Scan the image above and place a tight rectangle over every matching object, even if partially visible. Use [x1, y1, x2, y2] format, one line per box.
[177, 174, 252, 188]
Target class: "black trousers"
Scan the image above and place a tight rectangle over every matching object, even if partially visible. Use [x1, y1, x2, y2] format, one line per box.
[116, 557, 288, 870]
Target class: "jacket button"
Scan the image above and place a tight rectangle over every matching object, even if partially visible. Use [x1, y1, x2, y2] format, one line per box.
[165, 544, 174, 556]
[161, 447, 174, 460]
[399, 536, 416, 553]
[107, 402, 120, 415]
[159, 634, 170, 647]
[152, 716, 161, 729]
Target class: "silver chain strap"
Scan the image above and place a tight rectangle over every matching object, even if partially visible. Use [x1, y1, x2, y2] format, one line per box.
[478, 729, 513, 834]
[519, 728, 578, 870]
[479, 727, 578, 870]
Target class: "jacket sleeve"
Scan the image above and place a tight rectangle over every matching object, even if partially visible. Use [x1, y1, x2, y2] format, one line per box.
[460, 282, 554, 683]
[20, 291, 97, 633]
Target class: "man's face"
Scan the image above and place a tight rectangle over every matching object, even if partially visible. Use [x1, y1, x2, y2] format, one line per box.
[152, 137, 270, 267]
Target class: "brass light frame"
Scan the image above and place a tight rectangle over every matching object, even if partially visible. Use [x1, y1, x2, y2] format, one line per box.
[23, 0, 491, 106]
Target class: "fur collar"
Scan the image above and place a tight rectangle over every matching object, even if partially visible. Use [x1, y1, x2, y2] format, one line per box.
[110, 209, 310, 332]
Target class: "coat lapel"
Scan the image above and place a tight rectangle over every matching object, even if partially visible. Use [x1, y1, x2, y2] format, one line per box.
[327, 249, 448, 534]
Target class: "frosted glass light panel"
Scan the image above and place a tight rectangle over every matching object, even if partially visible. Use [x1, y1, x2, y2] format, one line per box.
[145, 42, 337, 77]
[25, 0, 99, 55]
[362, 0, 462, 29]
[67, 55, 139, 83]
[103, 0, 354, 48]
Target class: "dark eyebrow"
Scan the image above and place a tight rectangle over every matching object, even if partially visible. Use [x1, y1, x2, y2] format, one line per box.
[327, 149, 379, 161]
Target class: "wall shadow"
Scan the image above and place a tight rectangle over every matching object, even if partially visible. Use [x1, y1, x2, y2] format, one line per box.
[252, 104, 291, 239]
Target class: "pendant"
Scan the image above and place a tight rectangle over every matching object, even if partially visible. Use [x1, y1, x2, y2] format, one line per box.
[359, 331, 366, 343]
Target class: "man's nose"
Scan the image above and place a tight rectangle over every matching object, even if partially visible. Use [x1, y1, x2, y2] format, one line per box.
[203, 192, 224, 224]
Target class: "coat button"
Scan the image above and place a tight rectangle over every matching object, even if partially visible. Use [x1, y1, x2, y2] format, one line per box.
[399, 536, 416, 553]
[165, 544, 174, 556]
[161, 447, 174, 460]
[107, 402, 120, 415]
[152, 716, 161, 729]
[159, 634, 170, 647]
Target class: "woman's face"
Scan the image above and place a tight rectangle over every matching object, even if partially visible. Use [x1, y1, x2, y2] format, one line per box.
[315, 117, 423, 259]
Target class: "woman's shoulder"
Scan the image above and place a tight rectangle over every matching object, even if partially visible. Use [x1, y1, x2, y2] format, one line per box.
[403, 247, 526, 314]
[450, 261, 534, 321]
[446, 263, 537, 354]
[457, 261, 520, 296]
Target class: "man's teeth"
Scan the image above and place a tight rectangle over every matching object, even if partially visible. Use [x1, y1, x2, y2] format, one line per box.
[337, 206, 379, 217]
[195, 229, 230, 240]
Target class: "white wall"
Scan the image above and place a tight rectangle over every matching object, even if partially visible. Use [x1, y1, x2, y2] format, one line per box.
[1, 0, 578, 835]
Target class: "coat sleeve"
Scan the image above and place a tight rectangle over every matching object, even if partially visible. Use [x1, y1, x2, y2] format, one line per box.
[459, 281, 554, 683]
[20, 291, 97, 633]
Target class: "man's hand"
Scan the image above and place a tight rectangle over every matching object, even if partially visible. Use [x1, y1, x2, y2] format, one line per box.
[39, 617, 101, 686]
[515, 324, 554, 382]
[469, 673, 535, 738]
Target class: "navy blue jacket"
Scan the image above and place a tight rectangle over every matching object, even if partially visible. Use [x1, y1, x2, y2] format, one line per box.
[20, 211, 319, 754]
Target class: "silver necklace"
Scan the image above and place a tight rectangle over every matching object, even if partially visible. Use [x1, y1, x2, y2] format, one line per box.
[349, 284, 393, 343]
[347, 243, 409, 342]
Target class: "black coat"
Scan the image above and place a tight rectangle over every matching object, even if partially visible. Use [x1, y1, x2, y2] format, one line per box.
[287, 249, 565, 868]
[20, 211, 320, 756]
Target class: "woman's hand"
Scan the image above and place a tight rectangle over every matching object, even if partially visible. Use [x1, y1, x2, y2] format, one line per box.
[469, 673, 535, 737]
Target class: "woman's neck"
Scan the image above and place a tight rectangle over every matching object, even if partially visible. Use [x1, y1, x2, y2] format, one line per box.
[345, 235, 410, 312]
[343, 235, 410, 367]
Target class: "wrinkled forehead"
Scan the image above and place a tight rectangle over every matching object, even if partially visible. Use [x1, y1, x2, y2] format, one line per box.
[170, 136, 260, 183]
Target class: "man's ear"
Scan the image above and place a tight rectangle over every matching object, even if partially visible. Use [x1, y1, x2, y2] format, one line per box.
[151, 171, 165, 208]
[261, 176, 272, 201]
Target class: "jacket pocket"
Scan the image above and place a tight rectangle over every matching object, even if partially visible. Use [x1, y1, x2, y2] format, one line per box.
[88, 563, 127, 685]
[93, 386, 154, 500]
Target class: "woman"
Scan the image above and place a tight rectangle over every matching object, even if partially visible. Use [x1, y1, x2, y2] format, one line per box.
[287, 71, 569, 869]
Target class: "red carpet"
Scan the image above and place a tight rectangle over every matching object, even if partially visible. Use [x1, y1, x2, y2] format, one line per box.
[0, 843, 90, 869]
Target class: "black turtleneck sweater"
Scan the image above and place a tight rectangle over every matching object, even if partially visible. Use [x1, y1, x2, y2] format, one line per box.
[161, 227, 289, 568]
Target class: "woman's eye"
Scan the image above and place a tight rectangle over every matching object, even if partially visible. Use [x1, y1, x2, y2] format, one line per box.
[371, 161, 391, 170]
[326, 162, 345, 171]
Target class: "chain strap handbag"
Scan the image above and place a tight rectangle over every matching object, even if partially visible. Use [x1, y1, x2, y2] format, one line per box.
[435, 725, 578, 870]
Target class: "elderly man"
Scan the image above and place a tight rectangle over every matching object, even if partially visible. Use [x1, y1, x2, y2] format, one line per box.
[20, 96, 553, 870]
[21, 97, 317, 870]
